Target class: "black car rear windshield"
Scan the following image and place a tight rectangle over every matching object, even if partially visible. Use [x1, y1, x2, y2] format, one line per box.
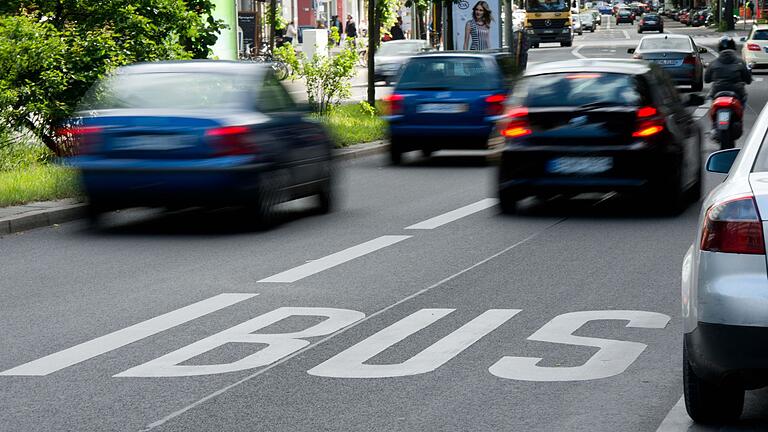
[398, 57, 501, 91]
[80, 71, 257, 111]
[753, 29, 768, 40]
[510, 72, 645, 107]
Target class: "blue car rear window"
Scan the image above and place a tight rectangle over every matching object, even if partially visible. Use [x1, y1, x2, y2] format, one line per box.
[80, 72, 257, 111]
[510, 73, 643, 107]
[398, 57, 501, 91]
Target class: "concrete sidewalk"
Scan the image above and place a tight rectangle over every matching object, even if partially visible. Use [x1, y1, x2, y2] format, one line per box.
[0, 140, 388, 236]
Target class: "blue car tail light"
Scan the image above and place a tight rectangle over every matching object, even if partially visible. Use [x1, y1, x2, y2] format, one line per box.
[485, 94, 506, 116]
[56, 126, 103, 155]
[205, 126, 255, 156]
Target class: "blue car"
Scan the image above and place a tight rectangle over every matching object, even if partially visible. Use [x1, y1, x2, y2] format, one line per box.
[382, 52, 515, 164]
[61, 61, 334, 225]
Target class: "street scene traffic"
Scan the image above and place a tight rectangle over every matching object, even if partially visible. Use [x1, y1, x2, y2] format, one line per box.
[3, 0, 768, 430]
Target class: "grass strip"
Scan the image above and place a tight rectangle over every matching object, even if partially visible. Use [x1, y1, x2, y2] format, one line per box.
[0, 165, 80, 207]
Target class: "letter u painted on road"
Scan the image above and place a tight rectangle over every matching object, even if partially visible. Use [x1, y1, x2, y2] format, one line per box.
[488, 310, 671, 382]
[308, 309, 521, 378]
[115, 307, 365, 377]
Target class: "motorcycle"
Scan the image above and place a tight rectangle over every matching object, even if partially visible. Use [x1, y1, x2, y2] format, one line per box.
[709, 91, 744, 149]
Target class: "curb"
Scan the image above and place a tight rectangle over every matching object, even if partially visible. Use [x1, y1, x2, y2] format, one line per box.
[0, 140, 389, 236]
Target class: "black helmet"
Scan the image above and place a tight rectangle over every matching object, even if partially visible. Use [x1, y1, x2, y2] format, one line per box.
[718, 36, 736, 52]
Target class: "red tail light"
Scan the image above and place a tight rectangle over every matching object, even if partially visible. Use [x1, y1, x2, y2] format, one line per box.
[748, 43, 762, 51]
[383, 93, 404, 115]
[56, 126, 103, 154]
[205, 126, 253, 156]
[701, 196, 765, 254]
[499, 106, 531, 138]
[683, 55, 696, 65]
[632, 106, 664, 138]
[485, 94, 506, 116]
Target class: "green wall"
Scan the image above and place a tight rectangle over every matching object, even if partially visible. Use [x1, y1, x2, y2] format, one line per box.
[211, 0, 238, 60]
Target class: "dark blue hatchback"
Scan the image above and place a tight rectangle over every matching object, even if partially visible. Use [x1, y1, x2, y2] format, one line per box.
[62, 61, 334, 225]
[382, 52, 514, 164]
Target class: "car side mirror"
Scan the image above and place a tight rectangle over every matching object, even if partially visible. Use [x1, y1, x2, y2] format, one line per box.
[698, 47, 708, 53]
[686, 93, 705, 106]
[627, 48, 635, 54]
[740, 36, 747, 42]
[706, 148, 740, 174]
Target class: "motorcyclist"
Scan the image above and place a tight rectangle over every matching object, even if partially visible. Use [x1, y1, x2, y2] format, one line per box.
[704, 36, 751, 103]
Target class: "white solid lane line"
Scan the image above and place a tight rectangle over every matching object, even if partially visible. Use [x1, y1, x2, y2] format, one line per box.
[0, 293, 258, 376]
[655, 396, 692, 431]
[405, 198, 499, 230]
[258, 235, 411, 283]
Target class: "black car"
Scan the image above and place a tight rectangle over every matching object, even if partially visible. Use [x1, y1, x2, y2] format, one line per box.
[689, 8, 709, 26]
[497, 59, 703, 213]
[616, 9, 634, 24]
[637, 13, 663, 33]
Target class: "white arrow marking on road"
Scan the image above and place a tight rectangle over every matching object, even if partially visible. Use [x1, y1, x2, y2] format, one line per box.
[622, 30, 630, 39]
[258, 235, 411, 283]
[308, 309, 520, 378]
[405, 198, 498, 230]
[0, 293, 258, 376]
[655, 396, 693, 431]
[572, 45, 587, 59]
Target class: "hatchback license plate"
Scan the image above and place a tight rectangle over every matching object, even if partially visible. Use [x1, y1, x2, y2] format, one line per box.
[418, 103, 468, 114]
[113, 135, 196, 151]
[547, 157, 613, 174]
[717, 110, 731, 129]
[654, 59, 677, 65]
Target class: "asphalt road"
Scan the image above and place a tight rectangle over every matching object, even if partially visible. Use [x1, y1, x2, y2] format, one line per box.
[2, 17, 768, 432]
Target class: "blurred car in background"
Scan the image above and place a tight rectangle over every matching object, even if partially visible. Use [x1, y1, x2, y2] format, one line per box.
[637, 12, 663, 32]
[572, 14, 583, 35]
[382, 52, 515, 164]
[679, 9, 691, 24]
[598, 5, 613, 14]
[616, 9, 634, 24]
[741, 24, 768, 70]
[629, 34, 706, 91]
[689, 8, 710, 26]
[580, 13, 596, 32]
[497, 59, 703, 213]
[591, 10, 602, 25]
[374, 40, 432, 85]
[61, 61, 334, 225]
[681, 106, 768, 423]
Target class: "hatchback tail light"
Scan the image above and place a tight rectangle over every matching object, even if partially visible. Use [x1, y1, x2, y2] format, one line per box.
[383, 93, 405, 115]
[632, 106, 664, 138]
[499, 106, 532, 138]
[485, 94, 506, 116]
[683, 55, 696, 65]
[701, 196, 765, 254]
[205, 126, 254, 156]
[56, 126, 103, 155]
[748, 43, 762, 51]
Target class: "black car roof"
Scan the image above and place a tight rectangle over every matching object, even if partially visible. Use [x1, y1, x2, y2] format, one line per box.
[524, 58, 651, 77]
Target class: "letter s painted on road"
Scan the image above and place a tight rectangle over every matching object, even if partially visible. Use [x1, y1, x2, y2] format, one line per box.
[488, 310, 670, 382]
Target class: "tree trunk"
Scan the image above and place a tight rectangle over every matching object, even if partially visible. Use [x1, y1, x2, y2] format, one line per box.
[368, 0, 376, 106]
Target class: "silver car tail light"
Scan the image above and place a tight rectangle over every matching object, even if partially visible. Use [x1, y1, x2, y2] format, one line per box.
[700, 196, 766, 255]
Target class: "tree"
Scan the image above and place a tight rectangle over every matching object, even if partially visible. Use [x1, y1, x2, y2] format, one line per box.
[0, 1, 224, 155]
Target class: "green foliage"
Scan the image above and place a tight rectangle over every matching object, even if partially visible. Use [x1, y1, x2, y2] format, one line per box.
[0, 1, 222, 155]
[265, 4, 287, 30]
[358, 100, 376, 117]
[0, 165, 80, 207]
[329, 26, 341, 47]
[0, 134, 52, 172]
[315, 103, 386, 148]
[273, 44, 301, 79]
[290, 41, 358, 115]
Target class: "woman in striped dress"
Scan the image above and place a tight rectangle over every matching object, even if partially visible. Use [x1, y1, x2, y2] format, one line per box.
[463, 1, 493, 50]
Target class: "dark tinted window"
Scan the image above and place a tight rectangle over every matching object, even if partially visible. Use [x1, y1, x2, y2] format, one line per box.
[510, 72, 645, 107]
[753, 30, 768, 40]
[398, 57, 501, 90]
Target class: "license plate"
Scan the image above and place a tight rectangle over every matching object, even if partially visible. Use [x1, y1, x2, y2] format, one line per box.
[646, 20, 657, 24]
[417, 103, 468, 114]
[717, 110, 731, 130]
[654, 59, 678, 65]
[543, 29, 556, 33]
[112, 135, 196, 151]
[547, 157, 613, 174]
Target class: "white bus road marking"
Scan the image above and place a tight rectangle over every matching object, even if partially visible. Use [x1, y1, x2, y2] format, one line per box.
[308, 309, 520, 378]
[0, 293, 258, 376]
[405, 198, 498, 230]
[142, 221, 565, 431]
[258, 235, 411, 283]
[572, 45, 587, 59]
[655, 396, 691, 431]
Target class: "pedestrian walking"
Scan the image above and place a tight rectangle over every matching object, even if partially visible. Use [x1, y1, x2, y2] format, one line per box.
[345, 15, 358, 40]
[390, 16, 406, 40]
[285, 20, 297, 46]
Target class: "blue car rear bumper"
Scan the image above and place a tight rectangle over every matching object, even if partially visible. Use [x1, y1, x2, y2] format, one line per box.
[386, 120, 495, 150]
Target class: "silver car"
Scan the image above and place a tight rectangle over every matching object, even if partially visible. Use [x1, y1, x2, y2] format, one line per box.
[681, 104, 768, 423]
[374, 40, 431, 85]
